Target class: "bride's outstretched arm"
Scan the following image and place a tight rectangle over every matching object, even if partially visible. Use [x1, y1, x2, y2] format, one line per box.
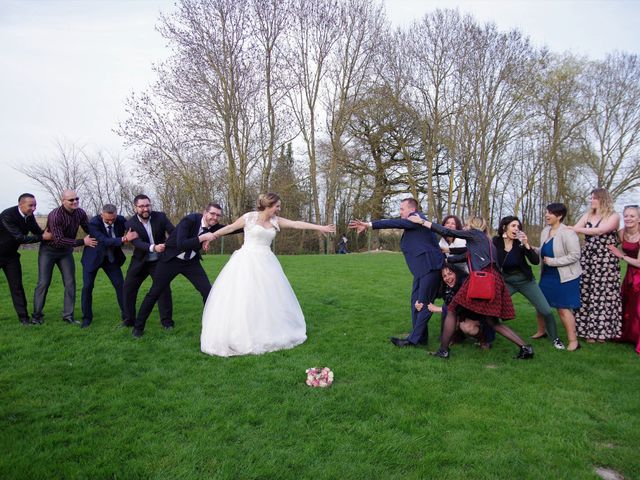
[211, 216, 246, 239]
[278, 217, 336, 234]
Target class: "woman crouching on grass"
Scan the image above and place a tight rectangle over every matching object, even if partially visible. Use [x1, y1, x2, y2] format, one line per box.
[415, 263, 494, 348]
[408, 215, 534, 360]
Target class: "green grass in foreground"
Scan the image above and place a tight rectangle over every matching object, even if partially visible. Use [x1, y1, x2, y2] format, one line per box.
[0, 250, 638, 479]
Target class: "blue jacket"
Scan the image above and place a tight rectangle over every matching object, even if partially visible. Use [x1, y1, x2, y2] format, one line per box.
[81, 214, 127, 272]
[372, 213, 444, 277]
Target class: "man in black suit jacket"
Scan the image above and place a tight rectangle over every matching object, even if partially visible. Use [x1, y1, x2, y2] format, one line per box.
[122, 194, 175, 329]
[133, 202, 230, 338]
[80, 204, 138, 328]
[0, 193, 51, 325]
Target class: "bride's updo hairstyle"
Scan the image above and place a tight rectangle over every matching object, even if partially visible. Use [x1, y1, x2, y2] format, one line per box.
[257, 192, 281, 211]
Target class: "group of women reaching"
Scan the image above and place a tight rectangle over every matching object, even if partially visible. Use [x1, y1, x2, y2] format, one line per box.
[417, 187, 639, 359]
[201, 189, 639, 360]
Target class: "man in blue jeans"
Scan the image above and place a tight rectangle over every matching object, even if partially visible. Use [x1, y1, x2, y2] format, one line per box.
[31, 190, 97, 325]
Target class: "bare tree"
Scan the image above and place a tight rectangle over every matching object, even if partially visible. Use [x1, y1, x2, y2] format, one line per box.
[16, 140, 89, 208]
[586, 52, 640, 198]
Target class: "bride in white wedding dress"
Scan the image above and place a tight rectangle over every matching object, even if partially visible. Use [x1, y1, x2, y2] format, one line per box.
[200, 193, 335, 357]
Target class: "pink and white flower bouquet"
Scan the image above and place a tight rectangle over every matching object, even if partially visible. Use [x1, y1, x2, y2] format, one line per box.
[305, 367, 334, 388]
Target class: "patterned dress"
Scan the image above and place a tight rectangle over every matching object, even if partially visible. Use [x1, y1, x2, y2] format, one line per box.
[575, 221, 622, 340]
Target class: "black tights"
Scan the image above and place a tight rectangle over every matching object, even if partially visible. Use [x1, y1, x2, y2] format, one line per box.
[440, 309, 526, 350]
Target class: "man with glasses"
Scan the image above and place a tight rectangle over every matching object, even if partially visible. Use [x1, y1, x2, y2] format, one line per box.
[122, 194, 175, 329]
[31, 190, 97, 325]
[133, 202, 233, 338]
[0, 193, 52, 325]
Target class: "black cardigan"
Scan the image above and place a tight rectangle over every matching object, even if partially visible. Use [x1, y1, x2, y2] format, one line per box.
[429, 223, 496, 271]
[492, 236, 540, 281]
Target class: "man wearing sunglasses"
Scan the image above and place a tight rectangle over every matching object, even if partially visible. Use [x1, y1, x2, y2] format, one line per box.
[122, 194, 175, 329]
[132, 202, 237, 337]
[31, 189, 97, 325]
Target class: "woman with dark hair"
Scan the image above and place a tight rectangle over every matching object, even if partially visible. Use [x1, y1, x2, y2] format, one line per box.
[409, 215, 533, 359]
[200, 193, 335, 356]
[572, 188, 622, 343]
[439, 215, 467, 256]
[416, 263, 493, 347]
[539, 203, 582, 352]
[608, 205, 640, 355]
[494, 216, 564, 349]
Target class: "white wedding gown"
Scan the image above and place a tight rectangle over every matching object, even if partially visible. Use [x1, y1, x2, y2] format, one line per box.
[200, 212, 307, 357]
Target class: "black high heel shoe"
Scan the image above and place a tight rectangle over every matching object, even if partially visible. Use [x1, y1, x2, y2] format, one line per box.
[567, 342, 581, 352]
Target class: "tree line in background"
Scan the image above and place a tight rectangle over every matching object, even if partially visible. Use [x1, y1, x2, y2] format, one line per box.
[20, 0, 640, 253]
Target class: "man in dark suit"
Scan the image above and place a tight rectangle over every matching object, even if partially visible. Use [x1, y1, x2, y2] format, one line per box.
[80, 204, 138, 328]
[122, 194, 175, 329]
[0, 193, 51, 325]
[349, 198, 445, 347]
[133, 202, 230, 338]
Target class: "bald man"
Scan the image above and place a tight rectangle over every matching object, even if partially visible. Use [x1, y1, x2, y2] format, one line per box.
[31, 190, 97, 325]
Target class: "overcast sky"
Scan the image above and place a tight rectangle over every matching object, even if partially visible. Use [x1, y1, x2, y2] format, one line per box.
[1, 0, 639, 212]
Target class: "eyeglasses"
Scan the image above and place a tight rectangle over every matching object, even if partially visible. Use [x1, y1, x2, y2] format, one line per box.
[136, 204, 152, 209]
[208, 211, 222, 217]
[65, 197, 80, 202]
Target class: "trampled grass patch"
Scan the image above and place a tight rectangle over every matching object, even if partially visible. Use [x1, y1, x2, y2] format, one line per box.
[1, 250, 638, 479]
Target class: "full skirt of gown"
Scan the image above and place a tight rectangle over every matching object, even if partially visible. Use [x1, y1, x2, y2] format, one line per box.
[201, 216, 306, 357]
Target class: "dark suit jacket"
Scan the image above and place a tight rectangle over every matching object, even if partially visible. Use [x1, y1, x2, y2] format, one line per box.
[0, 206, 44, 259]
[125, 211, 175, 264]
[81, 215, 127, 272]
[372, 213, 444, 277]
[161, 213, 228, 262]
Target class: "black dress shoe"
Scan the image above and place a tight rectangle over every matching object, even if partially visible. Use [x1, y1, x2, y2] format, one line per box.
[120, 321, 134, 328]
[20, 319, 32, 326]
[132, 328, 144, 338]
[31, 317, 43, 325]
[429, 348, 450, 359]
[515, 344, 534, 359]
[63, 318, 81, 325]
[390, 337, 414, 347]
[80, 321, 91, 329]
[163, 324, 174, 331]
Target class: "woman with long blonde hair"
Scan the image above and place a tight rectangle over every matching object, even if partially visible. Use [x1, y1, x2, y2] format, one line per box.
[571, 188, 622, 342]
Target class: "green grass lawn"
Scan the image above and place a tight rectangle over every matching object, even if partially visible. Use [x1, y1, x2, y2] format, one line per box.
[1, 250, 638, 479]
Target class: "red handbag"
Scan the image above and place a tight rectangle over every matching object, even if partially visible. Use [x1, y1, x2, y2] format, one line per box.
[466, 240, 496, 302]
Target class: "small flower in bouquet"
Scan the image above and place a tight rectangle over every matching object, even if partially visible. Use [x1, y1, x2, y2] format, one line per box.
[305, 367, 334, 388]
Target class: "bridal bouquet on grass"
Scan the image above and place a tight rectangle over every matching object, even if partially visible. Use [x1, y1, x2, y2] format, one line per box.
[305, 367, 334, 388]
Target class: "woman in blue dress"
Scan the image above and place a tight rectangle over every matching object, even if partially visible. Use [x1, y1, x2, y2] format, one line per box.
[538, 203, 582, 351]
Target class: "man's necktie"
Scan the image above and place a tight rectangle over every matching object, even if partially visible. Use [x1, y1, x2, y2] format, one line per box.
[106, 225, 115, 263]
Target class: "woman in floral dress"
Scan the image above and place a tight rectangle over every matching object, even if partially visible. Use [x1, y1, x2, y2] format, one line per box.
[571, 188, 622, 343]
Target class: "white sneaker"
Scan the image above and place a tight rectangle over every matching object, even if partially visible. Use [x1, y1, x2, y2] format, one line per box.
[552, 338, 566, 350]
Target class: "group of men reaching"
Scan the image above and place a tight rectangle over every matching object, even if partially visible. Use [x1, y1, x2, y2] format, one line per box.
[0, 191, 229, 337]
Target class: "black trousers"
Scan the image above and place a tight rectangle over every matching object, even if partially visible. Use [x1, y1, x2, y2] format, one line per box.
[123, 260, 173, 327]
[0, 255, 29, 322]
[134, 258, 211, 332]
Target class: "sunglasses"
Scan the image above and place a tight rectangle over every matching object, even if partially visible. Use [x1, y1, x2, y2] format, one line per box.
[65, 197, 80, 202]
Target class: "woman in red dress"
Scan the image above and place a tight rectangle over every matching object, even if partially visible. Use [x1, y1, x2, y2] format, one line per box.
[608, 205, 640, 355]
